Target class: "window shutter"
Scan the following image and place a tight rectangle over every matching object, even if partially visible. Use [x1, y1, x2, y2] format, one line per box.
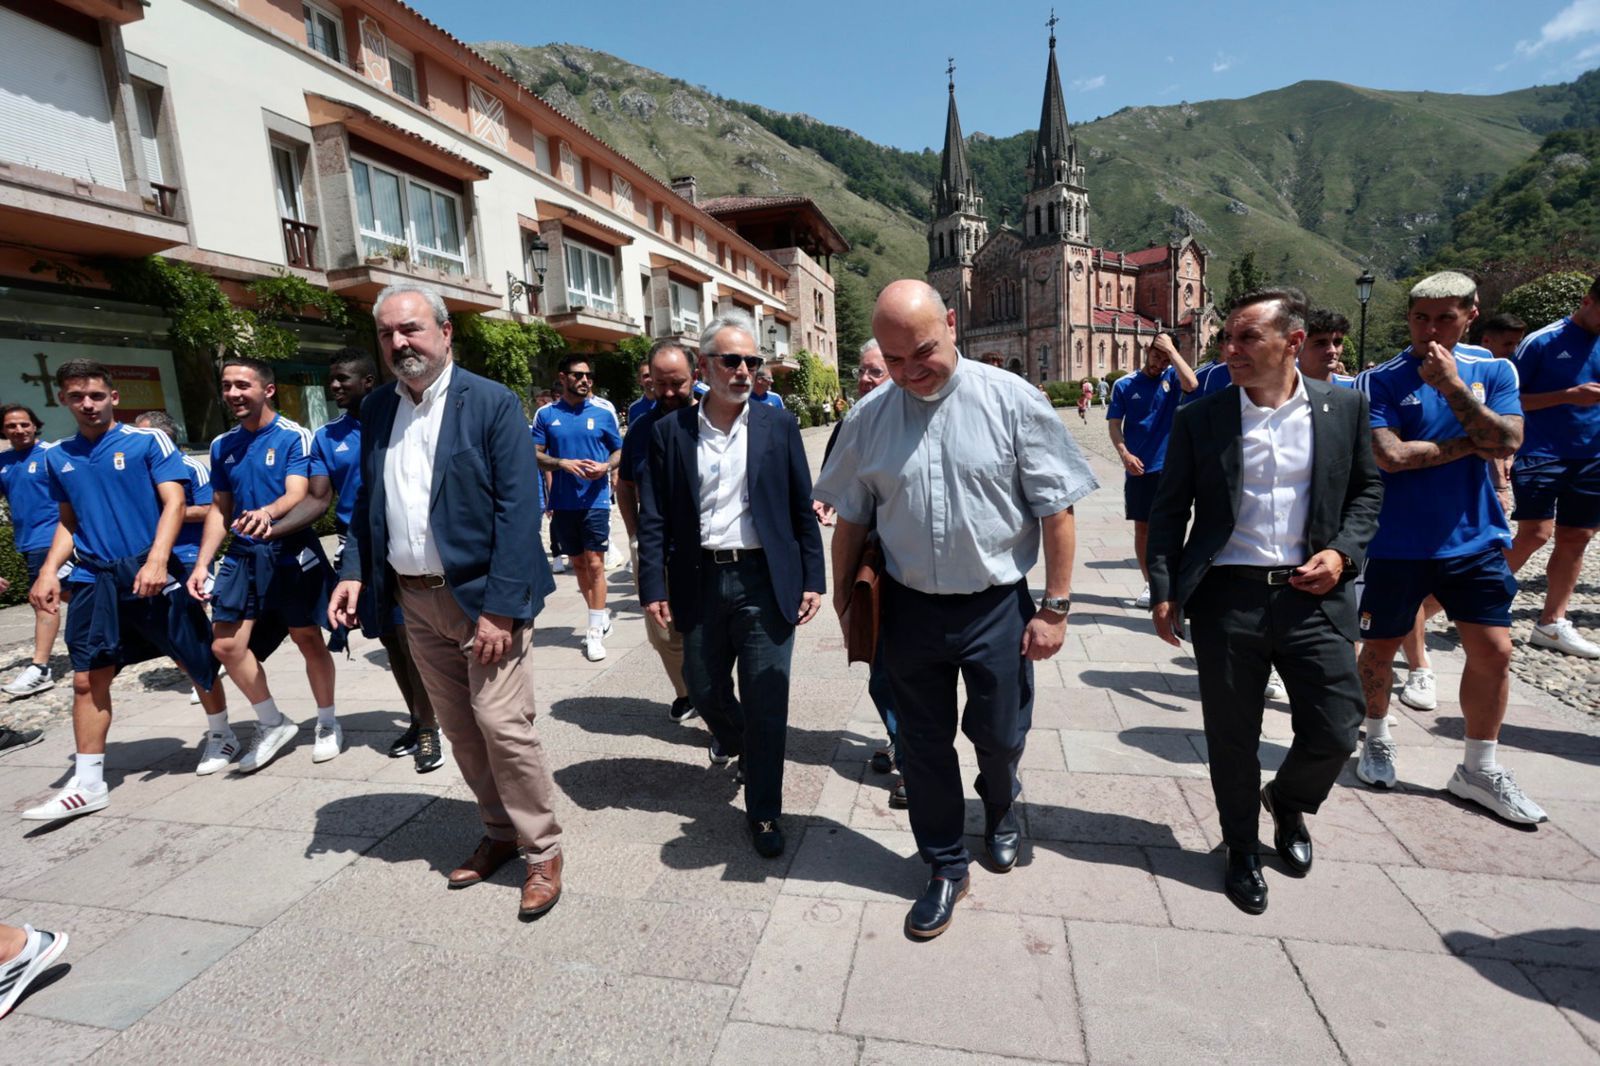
[0, 6, 125, 188]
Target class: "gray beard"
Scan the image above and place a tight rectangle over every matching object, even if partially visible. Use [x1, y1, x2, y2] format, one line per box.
[393, 354, 428, 380]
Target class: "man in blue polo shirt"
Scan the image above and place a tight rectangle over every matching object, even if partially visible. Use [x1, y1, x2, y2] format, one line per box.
[1180, 355, 1232, 407]
[187, 356, 341, 773]
[22, 360, 218, 821]
[268, 350, 442, 774]
[533, 355, 623, 661]
[617, 339, 698, 722]
[1, 404, 64, 697]
[627, 361, 655, 427]
[751, 367, 786, 410]
[1504, 274, 1600, 659]
[1354, 271, 1544, 824]
[1107, 333, 1197, 608]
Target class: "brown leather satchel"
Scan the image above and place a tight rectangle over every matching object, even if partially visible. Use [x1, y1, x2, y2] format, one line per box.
[845, 540, 884, 664]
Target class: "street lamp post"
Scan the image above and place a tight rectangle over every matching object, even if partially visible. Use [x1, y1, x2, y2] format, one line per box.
[508, 234, 550, 314]
[1355, 270, 1375, 369]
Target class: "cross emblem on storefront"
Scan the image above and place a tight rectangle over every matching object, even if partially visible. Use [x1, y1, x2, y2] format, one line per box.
[19, 352, 57, 407]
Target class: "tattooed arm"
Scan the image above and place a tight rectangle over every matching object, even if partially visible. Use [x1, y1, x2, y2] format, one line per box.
[1368, 428, 1481, 473]
[1418, 341, 1523, 458]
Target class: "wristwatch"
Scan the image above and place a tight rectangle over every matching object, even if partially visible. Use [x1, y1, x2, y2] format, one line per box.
[1039, 595, 1071, 617]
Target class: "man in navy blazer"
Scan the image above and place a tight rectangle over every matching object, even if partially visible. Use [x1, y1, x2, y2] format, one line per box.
[638, 310, 825, 858]
[331, 284, 565, 920]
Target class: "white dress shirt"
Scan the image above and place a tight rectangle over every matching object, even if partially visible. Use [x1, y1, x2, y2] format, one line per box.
[697, 402, 760, 550]
[1215, 373, 1314, 567]
[384, 362, 453, 576]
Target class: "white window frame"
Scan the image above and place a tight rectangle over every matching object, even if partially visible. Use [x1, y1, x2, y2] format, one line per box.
[271, 143, 305, 221]
[303, 0, 345, 63]
[668, 279, 701, 335]
[387, 42, 418, 103]
[564, 240, 617, 314]
[351, 155, 467, 275]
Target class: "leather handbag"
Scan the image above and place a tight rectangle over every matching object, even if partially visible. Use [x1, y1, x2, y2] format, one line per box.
[845, 540, 884, 664]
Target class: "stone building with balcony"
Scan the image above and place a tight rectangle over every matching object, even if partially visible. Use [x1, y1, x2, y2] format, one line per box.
[1, 0, 788, 442]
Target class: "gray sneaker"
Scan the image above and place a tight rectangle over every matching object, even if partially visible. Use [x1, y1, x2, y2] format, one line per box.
[1356, 736, 1398, 789]
[1447, 764, 1548, 824]
[0, 726, 44, 757]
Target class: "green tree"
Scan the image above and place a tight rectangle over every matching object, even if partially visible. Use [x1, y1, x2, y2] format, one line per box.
[1497, 271, 1593, 331]
[450, 314, 567, 412]
[833, 274, 871, 378]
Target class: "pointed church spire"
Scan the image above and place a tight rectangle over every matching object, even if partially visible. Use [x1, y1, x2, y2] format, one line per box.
[934, 57, 977, 217]
[1030, 11, 1074, 190]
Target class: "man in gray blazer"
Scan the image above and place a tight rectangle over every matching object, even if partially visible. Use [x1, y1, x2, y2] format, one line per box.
[1147, 287, 1383, 916]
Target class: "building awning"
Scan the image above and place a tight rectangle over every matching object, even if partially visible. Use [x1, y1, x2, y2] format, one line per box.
[305, 93, 489, 183]
[56, 0, 145, 24]
[326, 261, 499, 312]
[647, 252, 712, 284]
[532, 204, 632, 247]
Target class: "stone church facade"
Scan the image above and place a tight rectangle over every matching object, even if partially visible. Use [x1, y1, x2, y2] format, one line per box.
[927, 32, 1218, 383]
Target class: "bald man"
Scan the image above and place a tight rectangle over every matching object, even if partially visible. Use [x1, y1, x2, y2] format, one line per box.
[815, 281, 1098, 938]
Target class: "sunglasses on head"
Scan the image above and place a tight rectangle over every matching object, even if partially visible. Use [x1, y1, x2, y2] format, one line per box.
[564, 369, 593, 379]
[713, 354, 764, 372]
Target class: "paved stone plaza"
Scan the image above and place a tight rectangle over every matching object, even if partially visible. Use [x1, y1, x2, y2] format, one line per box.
[2, 417, 1599, 1064]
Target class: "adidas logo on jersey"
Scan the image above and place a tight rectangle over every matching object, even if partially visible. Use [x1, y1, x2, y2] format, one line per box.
[335, 441, 350, 452]
[1399, 393, 1423, 406]
[60, 462, 75, 473]
[224, 454, 237, 463]
[1555, 352, 1573, 359]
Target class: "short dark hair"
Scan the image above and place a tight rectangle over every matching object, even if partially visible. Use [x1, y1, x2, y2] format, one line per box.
[134, 410, 180, 441]
[1228, 287, 1309, 336]
[647, 338, 693, 371]
[1480, 312, 1526, 336]
[558, 354, 592, 374]
[328, 346, 377, 381]
[55, 359, 113, 390]
[222, 355, 275, 387]
[1305, 308, 1351, 336]
[0, 404, 43, 430]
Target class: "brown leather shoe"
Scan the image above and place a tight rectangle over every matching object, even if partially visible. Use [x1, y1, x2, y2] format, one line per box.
[519, 851, 563, 918]
[447, 836, 519, 889]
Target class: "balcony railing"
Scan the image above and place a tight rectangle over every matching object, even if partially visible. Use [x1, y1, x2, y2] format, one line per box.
[282, 218, 319, 270]
[151, 182, 181, 219]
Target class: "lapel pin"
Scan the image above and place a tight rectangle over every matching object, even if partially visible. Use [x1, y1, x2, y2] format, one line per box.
[1321, 403, 1329, 412]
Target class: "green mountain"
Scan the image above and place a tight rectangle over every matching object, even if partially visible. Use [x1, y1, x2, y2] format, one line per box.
[476, 42, 1597, 316]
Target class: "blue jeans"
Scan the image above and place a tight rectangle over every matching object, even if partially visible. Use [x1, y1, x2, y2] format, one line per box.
[681, 554, 795, 823]
[866, 644, 901, 770]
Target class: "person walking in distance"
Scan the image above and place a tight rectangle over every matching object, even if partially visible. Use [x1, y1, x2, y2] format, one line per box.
[1353, 272, 1545, 824]
[816, 281, 1098, 939]
[532, 356, 622, 661]
[330, 284, 565, 918]
[1149, 288, 1382, 914]
[0, 405, 65, 697]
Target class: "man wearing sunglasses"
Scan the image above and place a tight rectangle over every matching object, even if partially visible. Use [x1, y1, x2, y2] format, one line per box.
[637, 310, 826, 860]
[533, 355, 623, 661]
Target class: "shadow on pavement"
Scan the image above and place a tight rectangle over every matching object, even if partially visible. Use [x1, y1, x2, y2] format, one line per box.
[1441, 930, 1600, 1024]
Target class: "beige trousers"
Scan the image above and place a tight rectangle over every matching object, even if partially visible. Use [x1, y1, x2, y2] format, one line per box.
[629, 540, 688, 699]
[398, 584, 562, 857]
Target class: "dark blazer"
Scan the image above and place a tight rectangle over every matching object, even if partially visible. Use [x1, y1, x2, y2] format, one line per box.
[341, 365, 554, 624]
[1146, 377, 1383, 641]
[637, 401, 826, 632]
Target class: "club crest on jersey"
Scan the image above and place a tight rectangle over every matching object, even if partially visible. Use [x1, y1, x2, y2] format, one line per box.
[113, 452, 125, 471]
[587, 417, 595, 430]
[266, 447, 276, 467]
[1470, 381, 1486, 402]
[1399, 393, 1423, 407]
[1160, 380, 1170, 393]
[27, 462, 36, 474]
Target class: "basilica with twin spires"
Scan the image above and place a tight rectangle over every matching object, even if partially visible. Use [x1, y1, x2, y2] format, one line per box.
[927, 26, 1218, 384]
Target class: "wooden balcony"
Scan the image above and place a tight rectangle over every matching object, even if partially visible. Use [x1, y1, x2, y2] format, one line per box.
[282, 218, 318, 270]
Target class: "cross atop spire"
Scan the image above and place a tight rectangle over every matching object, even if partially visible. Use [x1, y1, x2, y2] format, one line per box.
[933, 68, 979, 218]
[947, 56, 956, 91]
[1029, 24, 1076, 190]
[1047, 8, 1059, 47]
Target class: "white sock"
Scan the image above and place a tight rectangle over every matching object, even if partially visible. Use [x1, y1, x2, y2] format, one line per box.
[316, 705, 338, 727]
[588, 609, 608, 631]
[252, 698, 285, 728]
[206, 712, 233, 736]
[74, 753, 106, 791]
[1465, 738, 1498, 774]
[1364, 715, 1391, 742]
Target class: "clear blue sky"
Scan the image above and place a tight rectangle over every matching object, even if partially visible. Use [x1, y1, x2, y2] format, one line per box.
[413, 0, 1600, 150]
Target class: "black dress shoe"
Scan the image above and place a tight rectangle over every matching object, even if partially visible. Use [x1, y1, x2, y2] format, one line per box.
[888, 781, 908, 809]
[750, 818, 784, 858]
[1224, 848, 1268, 915]
[1261, 784, 1313, 876]
[906, 874, 970, 939]
[669, 697, 697, 723]
[869, 746, 894, 774]
[414, 728, 444, 774]
[984, 805, 1021, 873]
[387, 725, 420, 759]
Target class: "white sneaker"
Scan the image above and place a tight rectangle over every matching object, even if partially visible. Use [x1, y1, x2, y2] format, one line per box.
[20, 778, 109, 822]
[1263, 670, 1286, 701]
[1133, 585, 1151, 610]
[1528, 619, 1600, 659]
[583, 626, 607, 662]
[0, 925, 68, 1021]
[238, 719, 298, 773]
[1447, 764, 1548, 824]
[312, 721, 343, 763]
[196, 731, 241, 776]
[1356, 735, 1398, 789]
[2, 664, 54, 697]
[1398, 668, 1438, 710]
[551, 555, 569, 574]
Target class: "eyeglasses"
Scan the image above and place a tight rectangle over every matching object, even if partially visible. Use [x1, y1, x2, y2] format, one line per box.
[564, 370, 593, 379]
[712, 354, 764, 372]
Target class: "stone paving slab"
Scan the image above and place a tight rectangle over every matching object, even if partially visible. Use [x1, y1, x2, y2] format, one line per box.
[2, 419, 1598, 1061]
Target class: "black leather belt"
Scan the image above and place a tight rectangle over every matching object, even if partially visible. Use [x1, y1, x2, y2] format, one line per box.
[1216, 565, 1300, 586]
[703, 547, 763, 564]
[394, 573, 447, 590]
